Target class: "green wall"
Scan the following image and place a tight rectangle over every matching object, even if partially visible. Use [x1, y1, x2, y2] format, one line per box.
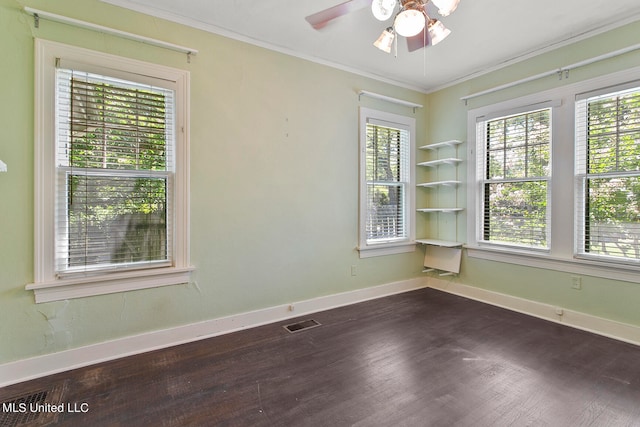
[0, 0, 427, 364]
[2, 0, 639, 367]
[425, 19, 640, 327]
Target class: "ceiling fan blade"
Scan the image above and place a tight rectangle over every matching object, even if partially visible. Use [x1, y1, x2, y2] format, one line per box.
[305, 0, 372, 30]
[406, 28, 429, 52]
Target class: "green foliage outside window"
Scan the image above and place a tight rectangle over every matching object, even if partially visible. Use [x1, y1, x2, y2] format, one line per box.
[62, 74, 171, 269]
[584, 90, 640, 259]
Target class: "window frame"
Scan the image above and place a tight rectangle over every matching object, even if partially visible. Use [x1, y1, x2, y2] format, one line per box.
[28, 39, 192, 303]
[476, 107, 553, 251]
[466, 65, 640, 283]
[575, 82, 640, 265]
[358, 107, 416, 258]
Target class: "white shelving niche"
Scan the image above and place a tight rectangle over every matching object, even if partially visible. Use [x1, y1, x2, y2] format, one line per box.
[417, 139, 464, 276]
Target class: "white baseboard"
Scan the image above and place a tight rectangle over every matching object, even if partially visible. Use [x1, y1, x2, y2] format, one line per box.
[427, 277, 640, 347]
[0, 278, 428, 387]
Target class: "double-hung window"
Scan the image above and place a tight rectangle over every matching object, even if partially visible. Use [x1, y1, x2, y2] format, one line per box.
[576, 84, 640, 264]
[29, 39, 191, 303]
[358, 108, 415, 257]
[475, 108, 551, 250]
[467, 66, 640, 281]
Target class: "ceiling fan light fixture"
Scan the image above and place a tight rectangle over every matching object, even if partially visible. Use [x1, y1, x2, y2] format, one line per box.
[373, 27, 395, 53]
[430, 0, 460, 17]
[371, 0, 398, 21]
[427, 18, 451, 45]
[394, 8, 425, 37]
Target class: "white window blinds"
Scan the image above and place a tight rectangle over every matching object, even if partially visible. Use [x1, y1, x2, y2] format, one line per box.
[575, 84, 640, 263]
[55, 67, 175, 275]
[365, 120, 410, 244]
[477, 108, 551, 249]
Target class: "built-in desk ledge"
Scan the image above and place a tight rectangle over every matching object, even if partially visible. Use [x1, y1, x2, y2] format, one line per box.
[417, 239, 464, 247]
[417, 208, 463, 213]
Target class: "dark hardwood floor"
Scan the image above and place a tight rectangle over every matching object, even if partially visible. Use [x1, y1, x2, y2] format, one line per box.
[3, 288, 640, 426]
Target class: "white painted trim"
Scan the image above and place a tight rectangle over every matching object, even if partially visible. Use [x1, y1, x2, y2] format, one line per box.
[26, 267, 195, 303]
[358, 108, 416, 255]
[99, 0, 429, 93]
[100, 0, 640, 94]
[466, 246, 640, 284]
[31, 39, 192, 302]
[0, 278, 428, 387]
[427, 278, 640, 347]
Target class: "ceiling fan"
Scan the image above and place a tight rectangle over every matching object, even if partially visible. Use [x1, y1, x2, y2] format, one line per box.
[305, 0, 460, 53]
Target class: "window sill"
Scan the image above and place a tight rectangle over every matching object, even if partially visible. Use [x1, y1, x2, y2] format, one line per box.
[358, 242, 416, 258]
[466, 245, 640, 284]
[26, 266, 195, 303]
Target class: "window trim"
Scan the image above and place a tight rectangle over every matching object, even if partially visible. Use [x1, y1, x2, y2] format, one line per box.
[476, 107, 553, 250]
[574, 83, 640, 265]
[466, 65, 640, 283]
[358, 107, 416, 258]
[27, 39, 192, 303]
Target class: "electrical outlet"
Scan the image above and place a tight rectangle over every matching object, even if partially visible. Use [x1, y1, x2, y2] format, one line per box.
[571, 276, 582, 290]
[351, 265, 357, 276]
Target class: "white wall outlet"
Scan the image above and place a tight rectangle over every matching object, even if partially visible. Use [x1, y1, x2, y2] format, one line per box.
[351, 265, 357, 276]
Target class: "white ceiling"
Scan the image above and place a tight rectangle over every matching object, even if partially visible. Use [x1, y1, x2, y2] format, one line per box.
[101, 0, 640, 92]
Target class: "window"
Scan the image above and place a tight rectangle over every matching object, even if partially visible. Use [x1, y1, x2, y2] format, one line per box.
[476, 108, 551, 249]
[29, 39, 192, 303]
[358, 108, 415, 257]
[576, 84, 640, 264]
[467, 67, 640, 281]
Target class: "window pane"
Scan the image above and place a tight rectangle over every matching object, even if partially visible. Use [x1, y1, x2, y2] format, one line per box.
[366, 183, 405, 242]
[364, 119, 410, 245]
[366, 125, 404, 182]
[481, 108, 551, 249]
[584, 176, 640, 259]
[56, 68, 175, 274]
[578, 86, 640, 262]
[587, 90, 640, 174]
[484, 181, 548, 248]
[485, 109, 550, 180]
[58, 70, 172, 172]
[66, 175, 168, 269]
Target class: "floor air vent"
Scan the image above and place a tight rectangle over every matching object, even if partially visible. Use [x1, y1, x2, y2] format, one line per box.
[0, 383, 67, 427]
[283, 319, 321, 333]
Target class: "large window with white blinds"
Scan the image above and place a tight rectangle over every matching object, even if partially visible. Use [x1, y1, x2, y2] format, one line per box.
[476, 108, 551, 249]
[466, 66, 640, 281]
[575, 83, 640, 264]
[31, 39, 191, 303]
[359, 108, 415, 258]
[55, 69, 175, 274]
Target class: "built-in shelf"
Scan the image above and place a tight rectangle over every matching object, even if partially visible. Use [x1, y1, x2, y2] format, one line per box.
[418, 140, 462, 150]
[417, 180, 461, 188]
[416, 239, 463, 247]
[417, 139, 464, 275]
[417, 158, 462, 167]
[417, 208, 463, 213]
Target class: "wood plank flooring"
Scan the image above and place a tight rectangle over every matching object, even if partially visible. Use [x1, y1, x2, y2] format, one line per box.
[3, 288, 640, 426]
